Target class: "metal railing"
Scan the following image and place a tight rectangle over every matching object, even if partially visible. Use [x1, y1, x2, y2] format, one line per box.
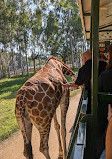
[66, 89, 88, 159]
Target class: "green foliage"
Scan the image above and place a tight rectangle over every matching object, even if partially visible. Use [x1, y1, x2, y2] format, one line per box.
[0, 0, 83, 79]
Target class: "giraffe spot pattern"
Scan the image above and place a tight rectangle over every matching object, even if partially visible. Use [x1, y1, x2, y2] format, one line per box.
[34, 92, 45, 102]
[46, 87, 54, 98]
[36, 117, 43, 125]
[32, 109, 39, 116]
[43, 96, 51, 105]
[38, 103, 43, 111]
[40, 110, 47, 118]
[29, 89, 36, 95]
[26, 91, 33, 100]
[41, 83, 49, 91]
[29, 102, 34, 109]
[25, 82, 33, 86]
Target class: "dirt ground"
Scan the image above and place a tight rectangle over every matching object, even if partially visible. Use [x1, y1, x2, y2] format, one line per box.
[0, 92, 81, 159]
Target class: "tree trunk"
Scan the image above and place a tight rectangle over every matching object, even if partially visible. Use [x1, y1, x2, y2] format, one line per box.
[25, 51, 29, 76]
[33, 59, 36, 72]
[70, 35, 74, 69]
[38, 57, 41, 70]
[0, 54, 2, 79]
[7, 66, 11, 78]
[18, 46, 23, 76]
[11, 48, 16, 75]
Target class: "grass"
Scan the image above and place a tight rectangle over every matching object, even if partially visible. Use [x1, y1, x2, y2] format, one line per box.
[0, 75, 33, 141]
[0, 71, 80, 142]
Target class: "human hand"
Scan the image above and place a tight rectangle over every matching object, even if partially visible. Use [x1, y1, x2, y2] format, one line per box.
[108, 104, 112, 121]
[63, 83, 70, 88]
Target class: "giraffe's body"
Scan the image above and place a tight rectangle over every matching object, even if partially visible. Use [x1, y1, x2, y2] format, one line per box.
[15, 56, 76, 159]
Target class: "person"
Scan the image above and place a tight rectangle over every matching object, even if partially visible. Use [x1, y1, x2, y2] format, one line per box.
[99, 44, 112, 92]
[98, 44, 112, 140]
[99, 104, 112, 159]
[105, 104, 112, 159]
[99, 53, 107, 76]
[64, 50, 92, 113]
[64, 49, 107, 113]
[98, 43, 112, 158]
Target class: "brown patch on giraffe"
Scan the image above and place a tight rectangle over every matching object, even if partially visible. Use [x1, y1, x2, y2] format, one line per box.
[36, 117, 43, 125]
[25, 82, 33, 86]
[43, 96, 51, 105]
[58, 85, 62, 94]
[41, 122, 47, 127]
[41, 83, 49, 91]
[19, 95, 23, 100]
[20, 101, 23, 107]
[16, 96, 20, 101]
[32, 109, 39, 116]
[19, 108, 22, 111]
[29, 89, 36, 96]
[28, 101, 38, 109]
[15, 103, 19, 110]
[26, 91, 33, 100]
[20, 89, 26, 96]
[29, 102, 34, 109]
[23, 135, 26, 143]
[46, 104, 52, 112]
[27, 101, 32, 108]
[56, 91, 61, 99]
[34, 92, 45, 102]
[44, 116, 49, 123]
[23, 97, 27, 104]
[30, 115, 35, 121]
[30, 101, 38, 108]
[27, 109, 31, 114]
[46, 87, 54, 98]
[40, 110, 47, 118]
[50, 113, 53, 118]
[38, 103, 43, 111]
[38, 85, 43, 92]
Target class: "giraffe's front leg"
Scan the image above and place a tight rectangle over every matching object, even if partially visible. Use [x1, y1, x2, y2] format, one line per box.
[60, 89, 70, 159]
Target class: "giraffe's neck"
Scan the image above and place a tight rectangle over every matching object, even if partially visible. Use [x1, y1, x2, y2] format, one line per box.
[62, 66, 76, 80]
[46, 56, 76, 81]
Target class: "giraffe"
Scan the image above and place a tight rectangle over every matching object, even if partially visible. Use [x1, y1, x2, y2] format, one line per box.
[15, 56, 76, 159]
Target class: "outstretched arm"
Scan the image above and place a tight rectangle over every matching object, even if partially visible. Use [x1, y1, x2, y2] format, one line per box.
[105, 104, 112, 159]
[63, 82, 79, 88]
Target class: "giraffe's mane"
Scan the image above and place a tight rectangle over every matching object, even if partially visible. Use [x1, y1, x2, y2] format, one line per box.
[47, 55, 75, 74]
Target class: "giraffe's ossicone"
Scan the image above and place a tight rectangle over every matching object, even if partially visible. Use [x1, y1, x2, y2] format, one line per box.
[15, 56, 76, 159]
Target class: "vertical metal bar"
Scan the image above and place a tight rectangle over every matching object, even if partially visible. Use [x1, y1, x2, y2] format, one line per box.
[91, 0, 99, 121]
[91, 0, 99, 158]
[90, 12, 92, 51]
